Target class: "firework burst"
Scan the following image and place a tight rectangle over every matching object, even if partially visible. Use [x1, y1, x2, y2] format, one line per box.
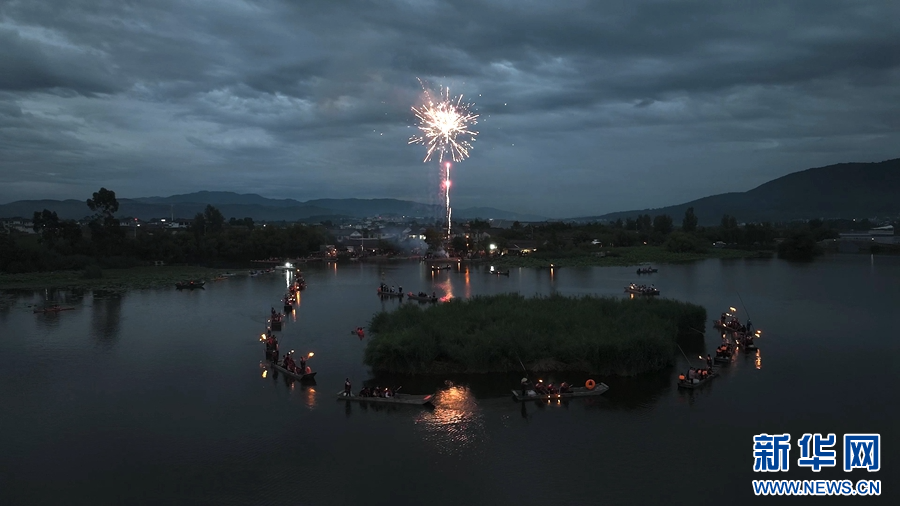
[409, 79, 479, 241]
[409, 79, 479, 163]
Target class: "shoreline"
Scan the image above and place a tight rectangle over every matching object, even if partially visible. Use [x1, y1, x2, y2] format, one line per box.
[473, 246, 773, 268]
[0, 266, 234, 291]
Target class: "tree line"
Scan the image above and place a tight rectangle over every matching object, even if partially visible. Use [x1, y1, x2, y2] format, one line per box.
[0, 188, 332, 273]
[443, 207, 895, 262]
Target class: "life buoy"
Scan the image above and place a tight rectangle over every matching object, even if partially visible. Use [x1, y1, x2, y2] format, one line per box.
[305, 366, 311, 374]
[585, 379, 596, 390]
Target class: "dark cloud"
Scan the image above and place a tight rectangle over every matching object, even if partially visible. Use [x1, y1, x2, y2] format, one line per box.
[0, 0, 898, 217]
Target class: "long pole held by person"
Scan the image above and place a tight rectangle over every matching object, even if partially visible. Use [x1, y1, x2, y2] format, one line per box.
[737, 291, 751, 322]
[676, 344, 693, 366]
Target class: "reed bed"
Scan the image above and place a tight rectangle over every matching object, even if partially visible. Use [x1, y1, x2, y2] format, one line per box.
[365, 293, 707, 375]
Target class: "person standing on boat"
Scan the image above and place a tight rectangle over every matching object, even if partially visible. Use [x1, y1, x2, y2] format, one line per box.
[706, 354, 713, 369]
[299, 355, 307, 374]
[520, 377, 529, 397]
[747, 320, 753, 332]
[344, 378, 352, 396]
[399, 286, 402, 295]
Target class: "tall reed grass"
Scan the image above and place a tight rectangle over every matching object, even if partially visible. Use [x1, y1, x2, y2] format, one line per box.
[365, 294, 706, 375]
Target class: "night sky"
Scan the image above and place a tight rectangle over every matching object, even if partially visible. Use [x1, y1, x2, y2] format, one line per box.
[2, 0, 898, 218]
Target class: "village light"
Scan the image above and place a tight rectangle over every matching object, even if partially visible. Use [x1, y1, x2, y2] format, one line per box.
[489, 244, 497, 251]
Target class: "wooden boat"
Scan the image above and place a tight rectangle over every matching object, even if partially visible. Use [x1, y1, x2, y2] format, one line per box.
[377, 289, 404, 298]
[677, 369, 719, 389]
[271, 320, 282, 331]
[336, 391, 435, 405]
[714, 321, 744, 333]
[624, 285, 659, 296]
[407, 293, 438, 302]
[510, 383, 610, 402]
[713, 353, 733, 364]
[430, 265, 451, 271]
[490, 270, 510, 276]
[271, 361, 317, 382]
[175, 281, 205, 289]
[636, 267, 658, 274]
[33, 306, 75, 314]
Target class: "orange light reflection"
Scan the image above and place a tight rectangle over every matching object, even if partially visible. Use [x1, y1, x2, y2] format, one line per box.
[414, 385, 484, 456]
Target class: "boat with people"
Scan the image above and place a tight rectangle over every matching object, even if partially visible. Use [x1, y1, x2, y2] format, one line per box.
[713, 341, 736, 364]
[377, 283, 404, 298]
[32, 305, 76, 314]
[430, 265, 452, 271]
[270, 313, 283, 331]
[636, 266, 658, 274]
[175, 280, 205, 290]
[407, 292, 439, 302]
[624, 283, 659, 296]
[490, 270, 510, 276]
[263, 333, 279, 361]
[290, 279, 306, 292]
[737, 330, 760, 351]
[677, 367, 718, 389]
[511, 379, 609, 401]
[271, 352, 316, 382]
[336, 390, 435, 405]
[271, 361, 316, 382]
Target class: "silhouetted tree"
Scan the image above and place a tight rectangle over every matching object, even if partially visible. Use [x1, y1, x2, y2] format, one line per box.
[653, 214, 674, 235]
[682, 207, 698, 232]
[87, 188, 119, 219]
[86, 188, 122, 254]
[721, 214, 738, 229]
[203, 205, 225, 234]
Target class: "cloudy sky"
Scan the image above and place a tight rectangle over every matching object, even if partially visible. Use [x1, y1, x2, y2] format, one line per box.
[1, 0, 899, 218]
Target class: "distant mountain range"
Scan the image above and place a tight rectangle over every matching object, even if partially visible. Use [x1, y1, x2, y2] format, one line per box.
[572, 158, 900, 225]
[0, 191, 546, 222]
[3, 158, 898, 225]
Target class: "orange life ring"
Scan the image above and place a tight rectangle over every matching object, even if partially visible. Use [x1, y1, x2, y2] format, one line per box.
[585, 379, 596, 390]
[305, 366, 311, 374]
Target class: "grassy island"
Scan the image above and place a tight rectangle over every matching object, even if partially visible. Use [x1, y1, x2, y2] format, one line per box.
[364, 293, 706, 376]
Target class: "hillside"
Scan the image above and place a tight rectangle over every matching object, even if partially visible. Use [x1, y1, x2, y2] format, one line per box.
[577, 158, 900, 225]
[0, 194, 545, 222]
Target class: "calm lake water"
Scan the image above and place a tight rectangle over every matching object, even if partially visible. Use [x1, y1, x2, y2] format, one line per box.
[1, 255, 898, 505]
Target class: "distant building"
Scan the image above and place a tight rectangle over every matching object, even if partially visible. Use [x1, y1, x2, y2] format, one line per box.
[838, 225, 898, 244]
[1, 218, 36, 234]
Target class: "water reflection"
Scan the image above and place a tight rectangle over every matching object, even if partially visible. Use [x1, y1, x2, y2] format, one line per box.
[439, 278, 453, 301]
[755, 349, 762, 370]
[464, 269, 471, 299]
[91, 291, 122, 348]
[414, 384, 485, 456]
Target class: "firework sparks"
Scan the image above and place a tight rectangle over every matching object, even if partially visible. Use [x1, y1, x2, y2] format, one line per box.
[409, 79, 479, 163]
[409, 79, 478, 240]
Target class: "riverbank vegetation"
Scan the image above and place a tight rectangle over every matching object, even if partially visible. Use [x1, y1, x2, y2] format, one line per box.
[0, 266, 227, 290]
[441, 210, 896, 266]
[364, 294, 707, 375]
[0, 187, 331, 274]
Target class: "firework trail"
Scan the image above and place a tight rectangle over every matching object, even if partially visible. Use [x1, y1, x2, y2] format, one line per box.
[409, 79, 478, 238]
